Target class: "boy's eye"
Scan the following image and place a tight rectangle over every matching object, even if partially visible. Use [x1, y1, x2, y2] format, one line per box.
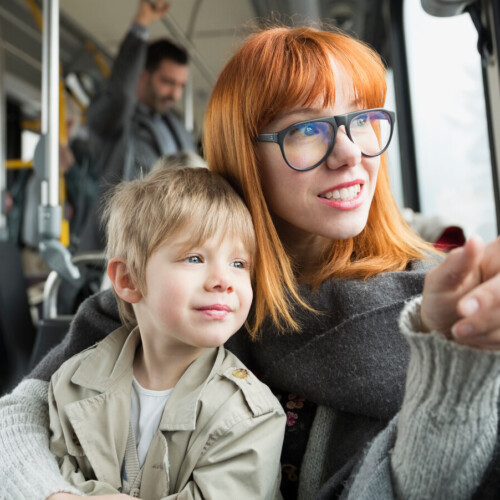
[231, 260, 246, 269]
[185, 255, 203, 264]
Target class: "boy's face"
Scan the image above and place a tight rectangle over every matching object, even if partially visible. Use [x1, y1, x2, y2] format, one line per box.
[134, 230, 253, 353]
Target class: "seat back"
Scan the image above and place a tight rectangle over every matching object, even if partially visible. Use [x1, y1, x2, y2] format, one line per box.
[0, 241, 37, 393]
[29, 317, 72, 370]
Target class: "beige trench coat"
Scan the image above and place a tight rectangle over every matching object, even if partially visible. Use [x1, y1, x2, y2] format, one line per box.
[48, 326, 286, 499]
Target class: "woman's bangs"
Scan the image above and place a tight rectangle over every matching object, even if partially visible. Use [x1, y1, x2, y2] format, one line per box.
[255, 32, 386, 125]
[328, 40, 387, 109]
[292, 54, 337, 110]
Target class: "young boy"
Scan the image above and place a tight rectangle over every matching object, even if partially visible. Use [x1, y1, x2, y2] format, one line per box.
[48, 167, 286, 499]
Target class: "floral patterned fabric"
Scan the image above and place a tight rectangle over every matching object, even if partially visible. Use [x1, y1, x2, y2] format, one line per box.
[274, 391, 317, 499]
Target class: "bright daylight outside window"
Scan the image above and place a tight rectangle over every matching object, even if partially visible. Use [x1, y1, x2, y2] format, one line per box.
[404, 0, 496, 242]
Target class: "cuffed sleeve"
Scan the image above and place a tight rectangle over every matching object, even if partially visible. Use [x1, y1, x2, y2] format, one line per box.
[392, 296, 500, 500]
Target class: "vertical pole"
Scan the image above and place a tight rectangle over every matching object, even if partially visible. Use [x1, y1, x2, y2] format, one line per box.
[0, 31, 7, 242]
[39, 0, 61, 239]
[388, 0, 420, 211]
[37, 0, 80, 282]
[482, 0, 500, 234]
[184, 72, 194, 133]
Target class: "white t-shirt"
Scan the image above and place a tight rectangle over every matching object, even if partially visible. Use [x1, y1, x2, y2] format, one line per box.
[130, 377, 173, 467]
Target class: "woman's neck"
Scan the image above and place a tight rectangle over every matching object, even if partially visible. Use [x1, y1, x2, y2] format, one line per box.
[273, 216, 330, 282]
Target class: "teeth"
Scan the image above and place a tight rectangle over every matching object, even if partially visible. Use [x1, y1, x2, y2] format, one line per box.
[321, 184, 361, 201]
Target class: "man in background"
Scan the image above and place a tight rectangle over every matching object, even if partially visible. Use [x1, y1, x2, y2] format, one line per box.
[87, 0, 195, 184]
[80, 0, 195, 250]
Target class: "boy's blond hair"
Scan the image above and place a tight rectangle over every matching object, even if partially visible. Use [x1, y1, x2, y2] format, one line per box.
[102, 167, 256, 330]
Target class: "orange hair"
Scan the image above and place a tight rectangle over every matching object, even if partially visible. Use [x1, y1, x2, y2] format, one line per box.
[204, 25, 435, 334]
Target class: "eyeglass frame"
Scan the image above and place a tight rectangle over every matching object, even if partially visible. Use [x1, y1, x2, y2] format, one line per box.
[256, 108, 396, 172]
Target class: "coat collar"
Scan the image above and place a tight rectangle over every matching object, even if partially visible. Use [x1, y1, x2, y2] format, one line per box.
[71, 325, 139, 392]
[71, 325, 223, 431]
[159, 347, 222, 432]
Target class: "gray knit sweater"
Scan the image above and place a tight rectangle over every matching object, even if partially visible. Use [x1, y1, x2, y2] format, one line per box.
[1, 261, 500, 499]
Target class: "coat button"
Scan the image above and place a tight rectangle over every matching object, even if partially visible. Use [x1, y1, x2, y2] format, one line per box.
[232, 368, 248, 379]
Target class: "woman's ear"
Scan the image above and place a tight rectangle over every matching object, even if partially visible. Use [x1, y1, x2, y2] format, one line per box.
[107, 258, 142, 304]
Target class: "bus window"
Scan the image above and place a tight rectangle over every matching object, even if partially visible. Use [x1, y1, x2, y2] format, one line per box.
[404, 0, 496, 242]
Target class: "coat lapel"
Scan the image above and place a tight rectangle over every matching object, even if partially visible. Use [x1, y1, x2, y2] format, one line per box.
[64, 389, 131, 488]
[65, 326, 141, 488]
[140, 432, 170, 499]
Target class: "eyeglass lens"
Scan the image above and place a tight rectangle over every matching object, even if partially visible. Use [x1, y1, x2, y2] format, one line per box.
[283, 110, 392, 170]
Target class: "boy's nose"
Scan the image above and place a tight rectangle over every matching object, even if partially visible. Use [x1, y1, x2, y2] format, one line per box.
[204, 268, 234, 293]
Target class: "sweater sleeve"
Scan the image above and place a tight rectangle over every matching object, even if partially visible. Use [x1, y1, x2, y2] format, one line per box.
[0, 379, 82, 500]
[339, 295, 500, 500]
[391, 295, 500, 500]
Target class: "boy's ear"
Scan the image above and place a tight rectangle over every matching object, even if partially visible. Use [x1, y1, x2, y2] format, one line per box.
[107, 258, 142, 304]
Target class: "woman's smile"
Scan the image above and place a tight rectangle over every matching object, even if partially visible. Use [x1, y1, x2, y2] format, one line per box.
[317, 180, 364, 210]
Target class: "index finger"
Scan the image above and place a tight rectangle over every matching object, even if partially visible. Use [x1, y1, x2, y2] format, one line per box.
[452, 272, 500, 340]
[424, 235, 484, 294]
[480, 236, 500, 281]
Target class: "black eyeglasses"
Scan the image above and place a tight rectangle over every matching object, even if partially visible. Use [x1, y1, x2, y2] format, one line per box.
[257, 108, 396, 171]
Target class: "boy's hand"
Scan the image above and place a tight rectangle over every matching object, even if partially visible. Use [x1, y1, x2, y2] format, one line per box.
[134, 0, 170, 28]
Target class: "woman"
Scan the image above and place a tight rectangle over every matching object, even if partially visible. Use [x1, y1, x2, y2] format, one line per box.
[2, 25, 500, 500]
[204, 26, 500, 499]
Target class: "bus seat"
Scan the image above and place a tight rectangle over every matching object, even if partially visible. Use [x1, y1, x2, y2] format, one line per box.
[29, 252, 107, 370]
[29, 317, 72, 370]
[0, 241, 37, 394]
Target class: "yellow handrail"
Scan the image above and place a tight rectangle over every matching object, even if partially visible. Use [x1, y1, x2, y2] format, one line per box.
[24, 0, 43, 31]
[85, 41, 110, 78]
[21, 120, 41, 132]
[6, 160, 33, 170]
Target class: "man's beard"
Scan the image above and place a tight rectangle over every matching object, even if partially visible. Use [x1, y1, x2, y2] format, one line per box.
[154, 95, 175, 113]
